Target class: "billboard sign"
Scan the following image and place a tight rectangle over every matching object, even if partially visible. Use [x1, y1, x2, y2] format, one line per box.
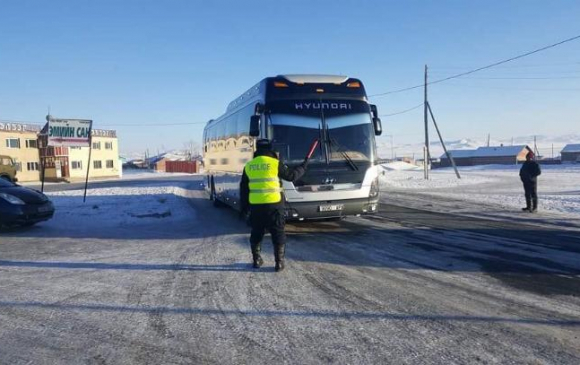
[47, 119, 93, 147]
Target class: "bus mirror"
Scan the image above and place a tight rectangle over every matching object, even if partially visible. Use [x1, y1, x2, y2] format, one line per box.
[373, 117, 383, 136]
[370, 104, 378, 118]
[250, 115, 260, 137]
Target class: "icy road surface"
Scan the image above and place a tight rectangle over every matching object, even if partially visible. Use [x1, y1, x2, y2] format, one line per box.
[1, 175, 580, 364]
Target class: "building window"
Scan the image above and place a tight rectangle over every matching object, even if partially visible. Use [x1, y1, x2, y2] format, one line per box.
[25, 139, 38, 148]
[27, 162, 39, 171]
[105, 142, 113, 150]
[93, 160, 102, 169]
[72, 161, 83, 170]
[92, 142, 101, 150]
[106, 160, 114, 168]
[70, 146, 82, 150]
[5, 138, 20, 148]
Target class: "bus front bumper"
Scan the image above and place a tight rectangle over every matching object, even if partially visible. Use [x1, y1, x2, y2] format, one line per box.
[284, 197, 379, 220]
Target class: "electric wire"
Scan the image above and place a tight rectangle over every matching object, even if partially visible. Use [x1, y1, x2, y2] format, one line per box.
[0, 119, 207, 127]
[380, 103, 424, 117]
[369, 34, 580, 98]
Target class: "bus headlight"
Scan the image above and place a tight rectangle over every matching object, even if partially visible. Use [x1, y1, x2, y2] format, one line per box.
[369, 178, 379, 198]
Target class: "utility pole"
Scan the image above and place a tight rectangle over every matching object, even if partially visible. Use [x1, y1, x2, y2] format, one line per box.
[424, 65, 430, 179]
[486, 133, 490, 147]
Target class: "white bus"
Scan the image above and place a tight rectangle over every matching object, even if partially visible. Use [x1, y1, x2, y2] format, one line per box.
[203, 74, 382, 220]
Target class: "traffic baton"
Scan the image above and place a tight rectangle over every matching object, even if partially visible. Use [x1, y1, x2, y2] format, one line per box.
[306, 139, 319, 160]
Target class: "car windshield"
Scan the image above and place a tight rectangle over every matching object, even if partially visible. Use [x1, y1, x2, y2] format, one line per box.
[269, 113, 374, 164]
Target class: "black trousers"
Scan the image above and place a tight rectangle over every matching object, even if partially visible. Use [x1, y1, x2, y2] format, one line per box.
[249, 204, 286, 261]
[523, 181, 538, 207]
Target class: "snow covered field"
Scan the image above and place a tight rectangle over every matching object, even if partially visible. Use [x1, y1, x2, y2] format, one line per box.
[380, 163, 580, 221]
[45, 184, 198, 230]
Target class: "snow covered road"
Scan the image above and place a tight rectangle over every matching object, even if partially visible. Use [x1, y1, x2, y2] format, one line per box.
[1, 176, 579, 364]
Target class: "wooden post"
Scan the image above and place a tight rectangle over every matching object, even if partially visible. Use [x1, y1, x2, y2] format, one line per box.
[427, 102, 461, 179]
[83, 123, 93, 203]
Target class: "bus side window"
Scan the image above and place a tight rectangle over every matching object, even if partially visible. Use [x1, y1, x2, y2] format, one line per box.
[225, 115, 236, 140]
[217, 121, 226, 143]
[237, 104, 253, 137]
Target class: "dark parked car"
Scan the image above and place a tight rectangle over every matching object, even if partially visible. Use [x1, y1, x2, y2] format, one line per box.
[0, 178, 55, 227]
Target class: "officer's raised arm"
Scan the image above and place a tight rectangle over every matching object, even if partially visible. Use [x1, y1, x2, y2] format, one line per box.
[278, 162, 306, 183]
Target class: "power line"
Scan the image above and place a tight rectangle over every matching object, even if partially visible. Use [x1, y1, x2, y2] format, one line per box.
[100, 122, 207, 127]
[379, 103, 424, 117]
[0, 118, 207, 127]
[369, 34, 580, 98]
[446, 76, 580, 80]
[440, 83, 580, 91]
[429, 61, 580, 70]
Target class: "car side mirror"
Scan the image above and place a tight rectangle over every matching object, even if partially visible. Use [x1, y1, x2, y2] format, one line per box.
[250, 115, 260, 137]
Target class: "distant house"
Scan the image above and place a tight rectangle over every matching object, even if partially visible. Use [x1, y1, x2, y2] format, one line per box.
[561, 144, 580, 163]
[438, 150, 476, 167]
[439, 145, 532, 167]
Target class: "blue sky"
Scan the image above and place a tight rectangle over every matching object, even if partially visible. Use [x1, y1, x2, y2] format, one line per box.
[1, 0, 579, 156]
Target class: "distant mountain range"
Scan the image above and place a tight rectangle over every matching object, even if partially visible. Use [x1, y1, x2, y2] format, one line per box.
[376, 134, 580, 159]
[122, 134, 580, 161]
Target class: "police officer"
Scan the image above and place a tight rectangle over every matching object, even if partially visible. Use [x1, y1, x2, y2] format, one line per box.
[240, 139, 307, 272]
[519, 151, 541, 212]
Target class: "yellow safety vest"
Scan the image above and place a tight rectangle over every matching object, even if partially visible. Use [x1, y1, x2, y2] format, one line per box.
[245, 156, 282, 204]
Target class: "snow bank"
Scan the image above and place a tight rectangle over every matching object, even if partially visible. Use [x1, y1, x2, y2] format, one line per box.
[380, 164, 580, 217]
[46, 185, 198, 229]
[380, 161, 421, 171]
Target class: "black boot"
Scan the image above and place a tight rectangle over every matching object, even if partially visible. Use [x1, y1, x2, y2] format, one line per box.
[274, 244, 286, 272]
[522, 198, 532, 212]
[251, 241, 263, 268]
[252, 254, 264, 269]
[275, 260, 285, 272]
[531, 198, 538, 213]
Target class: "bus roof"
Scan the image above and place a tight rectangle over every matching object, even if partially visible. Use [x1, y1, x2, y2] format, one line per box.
[279, 74, 349, 84]
[206, 74, 367, 128]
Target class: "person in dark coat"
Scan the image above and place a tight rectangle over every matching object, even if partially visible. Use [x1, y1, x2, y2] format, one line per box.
[240, 139, 307, 272]
[519, 151, 541, 212]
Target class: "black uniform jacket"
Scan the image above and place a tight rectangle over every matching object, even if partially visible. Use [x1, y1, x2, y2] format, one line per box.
[240, 150, 306, 212]
[519, 160, 541, 183]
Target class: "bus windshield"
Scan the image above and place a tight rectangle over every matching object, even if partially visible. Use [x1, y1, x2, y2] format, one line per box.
[269, 112, 374, 165]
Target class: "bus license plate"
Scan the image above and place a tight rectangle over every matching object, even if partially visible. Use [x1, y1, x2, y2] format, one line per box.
[319, 204, 344, 212]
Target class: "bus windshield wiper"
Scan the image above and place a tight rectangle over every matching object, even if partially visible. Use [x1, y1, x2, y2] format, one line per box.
[329, 137, 359, 171]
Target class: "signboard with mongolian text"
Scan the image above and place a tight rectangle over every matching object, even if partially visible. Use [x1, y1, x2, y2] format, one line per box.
[0, 122, 41, 134]
[47, 119, 93, 147]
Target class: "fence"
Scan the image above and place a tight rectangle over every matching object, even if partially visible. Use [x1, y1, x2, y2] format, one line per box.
[165, 161, 198, 174]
